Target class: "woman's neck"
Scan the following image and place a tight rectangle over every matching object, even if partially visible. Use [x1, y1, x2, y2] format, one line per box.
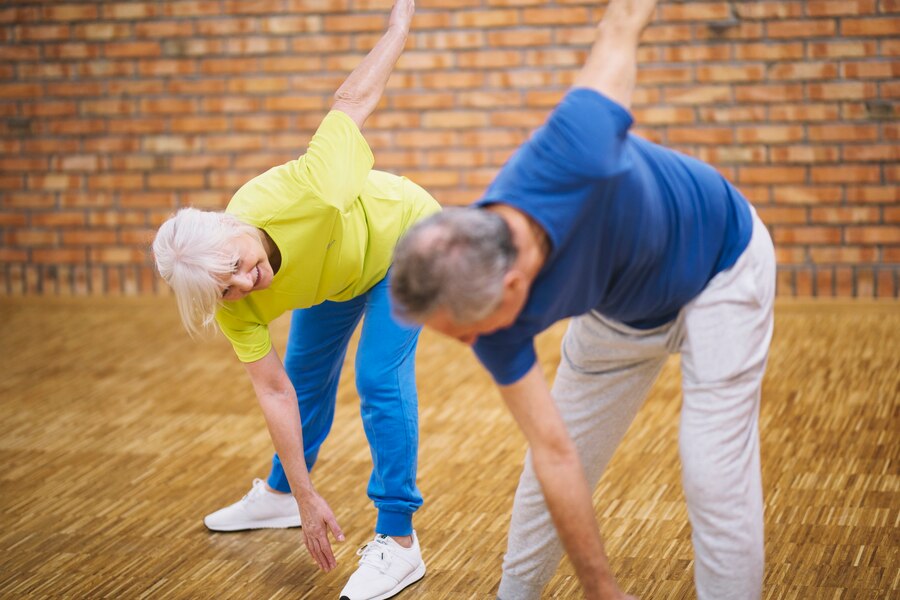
[258, 229, 282, 274]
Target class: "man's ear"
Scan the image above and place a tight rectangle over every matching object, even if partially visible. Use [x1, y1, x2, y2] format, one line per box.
[502, 269, 528, 297]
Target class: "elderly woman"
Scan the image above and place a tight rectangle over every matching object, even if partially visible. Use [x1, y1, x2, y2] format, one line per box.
[152, 2, 437, 599]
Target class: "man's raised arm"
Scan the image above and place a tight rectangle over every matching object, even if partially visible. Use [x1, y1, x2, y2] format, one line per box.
[574, 0, 659, 109]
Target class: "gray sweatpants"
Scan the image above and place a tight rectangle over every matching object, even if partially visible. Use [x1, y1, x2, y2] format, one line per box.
[498, 210, 776, 600]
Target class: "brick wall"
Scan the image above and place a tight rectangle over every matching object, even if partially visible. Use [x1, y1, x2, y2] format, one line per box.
[1, 0, 898, 297]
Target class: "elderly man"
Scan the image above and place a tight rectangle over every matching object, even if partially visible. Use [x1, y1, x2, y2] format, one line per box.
[390, 0, 775, 598]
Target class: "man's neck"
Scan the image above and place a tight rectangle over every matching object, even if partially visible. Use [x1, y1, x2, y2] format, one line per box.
[485, 204, 549, 283]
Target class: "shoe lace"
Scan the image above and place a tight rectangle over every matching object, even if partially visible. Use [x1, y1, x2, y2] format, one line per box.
[240, 478, 266, 504]
[356, 536, 393, 574]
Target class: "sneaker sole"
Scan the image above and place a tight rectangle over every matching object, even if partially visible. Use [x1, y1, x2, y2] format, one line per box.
[203, 516, 301, 532]
[340, 562, 426, 600]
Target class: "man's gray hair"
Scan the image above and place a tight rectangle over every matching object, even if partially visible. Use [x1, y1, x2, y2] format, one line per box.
[391, 207, 517, 324]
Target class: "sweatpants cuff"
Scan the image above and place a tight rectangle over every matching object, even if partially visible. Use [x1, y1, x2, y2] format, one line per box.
[375, 509, 413, 537]
[497, 572, 543, 600]
[266, 471, 291, 494]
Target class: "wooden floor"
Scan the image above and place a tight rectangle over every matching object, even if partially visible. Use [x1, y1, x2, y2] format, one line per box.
[0, 298, 897, 599]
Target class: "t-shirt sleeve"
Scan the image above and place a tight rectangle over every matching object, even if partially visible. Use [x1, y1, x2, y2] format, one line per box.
[299, 110, 375, 212]
[215, 306, 273, 363]
[529, 87, 634, 184]
[473, 336, 538, 386]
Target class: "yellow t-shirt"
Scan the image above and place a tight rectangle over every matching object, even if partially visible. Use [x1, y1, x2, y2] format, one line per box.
[215, 110, 440, 362]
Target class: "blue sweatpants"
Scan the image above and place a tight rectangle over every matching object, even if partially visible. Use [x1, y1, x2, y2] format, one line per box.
[265, 275, 423, 536]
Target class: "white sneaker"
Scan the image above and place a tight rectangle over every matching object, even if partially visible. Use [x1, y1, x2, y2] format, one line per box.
[203, 478, 301, 531]
[339, 531, 425, 600]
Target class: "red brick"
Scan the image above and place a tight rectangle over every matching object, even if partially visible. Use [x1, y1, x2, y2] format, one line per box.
[643, 24, 693, 43]
[739, 166, 806, 184]
[76, 23, 132, 40]
[842, 61, 900, 79]
[695, 146, 767, 165]
[808, 40, 877, 59]
[17, 24, 71, 41]
[770, 146, 840, 164]
[422, 111, 488, 129]
[223, 0, 284, 14]
[668, 127, 734, 145]
[808, 124, 879, 142]
[8, 230, 59, 246]
[172, 115, 229, 133]
[845, 226, 900, 244]
[105, 41, 161, 58]
[735, 84, 804, 103]
[630, 107, 695, 125]
[768, 19, 836, 38]
[773, 226, 841, 244]
[842, 17, 900, 36]
[90, 248, 149, 264]
[421, 72, 486, 89]
[393, 170, 460, 188]
[203, 97, 262, 113]
[490, 110, 548, 128]
[843, 145, 899, 162]
[756, 206, 808, 225]
[62, 230, 118, 245]
[811, 207, 880, 224]
[876, 270, 896, 298]
[769, 104, 839, 121]
[458, 50, 522, 69]
[809, 1, 878, 16]
[103, 2, 158, 19]
[521, 8, 588, 25]
[660, 2, 732, 21]
[97, 116, 161, 135]
[33, 249, 87, 264]
[448, 9, 518, 27]
[736, 125, 805, 144]
[135, 21, 195, 39]
[395, 131, 458, 149]
[638, 66, 693, 84]
[847, 185, 900, 203]
[768, 62, 838, 80]
[810, 246, 879, 264]
[459, 130, 526, 148]
[695, 22, 764, 41]
[165, 1, 222, 18]
[0, 248, 28, 262]
[119, 192, 177, 209]
[43, 43, 101, 60]
[392, 93, 456, 110]
[734, 2, 804, 19]
[734, 42, 804, 61]
[59, 156, 100, 172]
[324, 14, 386, 32]
[147, 173, 205, 190]
[811, 165, 881, 183]
[773, 186, 843, 204]
[807, 82, 877, 101]
[698, 106, 767, 123]
[226, 77, 289, 94]
[487, 29, 552, 47]
[665, 85, 731, 105]
[696, 65, 765, 83]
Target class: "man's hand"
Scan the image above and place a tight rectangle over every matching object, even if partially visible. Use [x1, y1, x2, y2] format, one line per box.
[388, 0, 414, 34]
[297, 489, 345, 571]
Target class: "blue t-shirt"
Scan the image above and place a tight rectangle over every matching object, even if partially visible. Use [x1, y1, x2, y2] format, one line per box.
[473, 88, 752, 385]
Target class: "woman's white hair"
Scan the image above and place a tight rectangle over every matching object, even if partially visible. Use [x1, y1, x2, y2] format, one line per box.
[152, 207, 259, 337]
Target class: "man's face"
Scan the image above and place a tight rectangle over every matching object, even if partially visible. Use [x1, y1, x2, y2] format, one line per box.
[423, 271, 530, 346]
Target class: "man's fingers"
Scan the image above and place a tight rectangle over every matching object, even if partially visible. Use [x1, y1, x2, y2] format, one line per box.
[327, 516, 345, 543]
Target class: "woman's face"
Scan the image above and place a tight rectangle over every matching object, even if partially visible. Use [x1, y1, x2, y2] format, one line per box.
[219, 231, 275, 302]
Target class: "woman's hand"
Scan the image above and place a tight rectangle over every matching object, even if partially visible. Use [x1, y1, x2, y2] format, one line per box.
[388, 0, 414, 34]
[297, 490, 345, 571]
